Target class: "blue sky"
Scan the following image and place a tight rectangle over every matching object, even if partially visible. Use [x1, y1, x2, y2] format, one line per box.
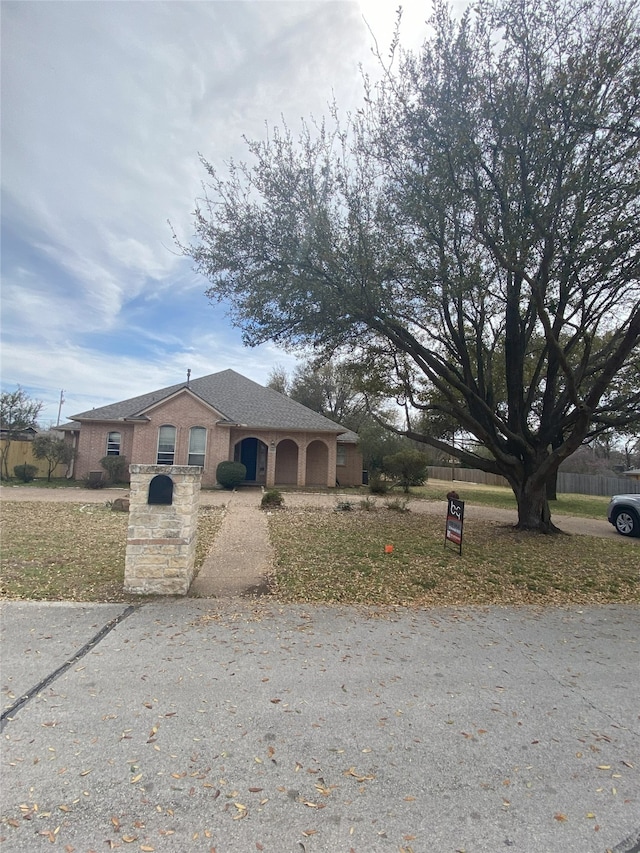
[1, 1, 447, 426]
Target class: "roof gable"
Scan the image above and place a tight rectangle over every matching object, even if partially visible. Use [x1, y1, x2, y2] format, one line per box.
[136, 387, 228, 421]
[71, 369, 347, 434]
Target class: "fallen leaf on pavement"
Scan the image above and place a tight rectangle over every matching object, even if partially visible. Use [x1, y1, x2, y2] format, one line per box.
[343, 767, 375, 782]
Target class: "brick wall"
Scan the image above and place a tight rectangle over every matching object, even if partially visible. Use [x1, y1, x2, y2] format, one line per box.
[337, 442, 363, 487]
[74, 394, 231, 488]
[74, 423, 135, 482]
[274, 438, 298, 484]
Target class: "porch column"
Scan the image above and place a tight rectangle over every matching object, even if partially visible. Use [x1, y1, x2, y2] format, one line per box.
[326, 441, 337, 487]
[298, 442, 307, 487]
[266, 439, 276, 488]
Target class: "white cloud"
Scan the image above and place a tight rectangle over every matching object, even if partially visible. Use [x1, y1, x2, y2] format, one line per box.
[2, 334, 301, 427]
[1, 0, 455, 426]
[2, 2, 373, 283]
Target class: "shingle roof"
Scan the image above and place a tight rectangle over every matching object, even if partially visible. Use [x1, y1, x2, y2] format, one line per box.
[71, 369, 349, 434]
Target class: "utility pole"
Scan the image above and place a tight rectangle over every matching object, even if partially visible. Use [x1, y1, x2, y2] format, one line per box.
[56, 390, 65, 427]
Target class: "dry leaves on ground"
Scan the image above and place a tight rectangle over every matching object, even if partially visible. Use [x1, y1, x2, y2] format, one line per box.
[0, 502, 224, 601]
[267, 507, 638, 606]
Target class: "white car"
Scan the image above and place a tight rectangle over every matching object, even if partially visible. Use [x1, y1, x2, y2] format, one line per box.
[607, 494, 640, 537]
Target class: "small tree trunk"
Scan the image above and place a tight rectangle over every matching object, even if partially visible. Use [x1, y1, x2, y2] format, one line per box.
[546, 470, 558, 502]
[0, 443, 11, 480]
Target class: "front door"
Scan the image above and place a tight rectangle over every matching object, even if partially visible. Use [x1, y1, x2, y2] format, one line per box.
[235, 438, 267, 484]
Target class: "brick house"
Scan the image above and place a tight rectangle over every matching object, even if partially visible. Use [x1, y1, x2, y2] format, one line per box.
[62, 369, 362, 488]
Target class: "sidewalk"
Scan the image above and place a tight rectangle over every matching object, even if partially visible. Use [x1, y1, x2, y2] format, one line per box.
[189, 489, 274, 597]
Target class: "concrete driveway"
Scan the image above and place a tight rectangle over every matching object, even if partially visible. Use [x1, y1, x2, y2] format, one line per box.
[1, 600, 639, 853]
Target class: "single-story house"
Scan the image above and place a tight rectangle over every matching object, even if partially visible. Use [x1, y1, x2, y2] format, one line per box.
[62, 369, 362, 488]
[0, 425, 39, 440]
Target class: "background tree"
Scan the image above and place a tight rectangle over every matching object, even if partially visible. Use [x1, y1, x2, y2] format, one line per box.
[383, 448, 429, 493]
[268, 357, 407, 469]
[356, 419, 408, 475]
[625, 436, 640, 470]
[291, 358, 375, 431]
[0, 387, 43, 480]
[32, 433, 75, 482]
[266, 364, 290, 396]
[185, 0, 640, 533]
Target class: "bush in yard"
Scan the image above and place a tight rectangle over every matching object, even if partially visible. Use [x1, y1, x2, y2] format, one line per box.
[385, 496, 410, 513]
[261, 489, 284, 509]
[383, 449, 429, 494]
[13, 463, 38, 483]
[334, 499, 354, 512]
[368, 472, 390, 495]
[216, 461, 246, 489]
[359, 496, 377, 511]
[84, 473, 106, 489]
[100, 455, 128, 484]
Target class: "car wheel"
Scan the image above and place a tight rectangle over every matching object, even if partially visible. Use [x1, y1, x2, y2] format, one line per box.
[613, 508, 639, 537]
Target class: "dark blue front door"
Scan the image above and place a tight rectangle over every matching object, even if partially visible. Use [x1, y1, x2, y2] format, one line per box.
[235, 438, 267, 484]
[240, 439, 258, 480]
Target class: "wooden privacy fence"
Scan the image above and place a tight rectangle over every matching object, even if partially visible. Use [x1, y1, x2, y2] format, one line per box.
[0, 439, 68, 480]
[427, 466, 640, 497]
[554, 472, 640, 497]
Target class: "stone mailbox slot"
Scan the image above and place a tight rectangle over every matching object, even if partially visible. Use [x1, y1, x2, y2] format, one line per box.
[148, 474, 173, 505]
[125, 464, 201, 595]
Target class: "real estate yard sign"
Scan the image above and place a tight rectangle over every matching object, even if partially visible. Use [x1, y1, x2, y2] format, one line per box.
[445, 498, 465, 555]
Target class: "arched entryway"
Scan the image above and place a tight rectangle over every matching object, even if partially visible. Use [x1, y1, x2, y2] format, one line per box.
[275, 439, 298, 485]
[305, 440, 329, 486]
[234, 437, 268, 484]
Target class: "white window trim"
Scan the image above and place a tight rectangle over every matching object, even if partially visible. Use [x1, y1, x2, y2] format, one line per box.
[157, 425, 176, 465]
[188, 426, 207, 467]
[106, 431, 121, 456]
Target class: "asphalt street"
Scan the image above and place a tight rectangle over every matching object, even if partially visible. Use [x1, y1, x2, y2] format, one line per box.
[1, 600, 639, 853]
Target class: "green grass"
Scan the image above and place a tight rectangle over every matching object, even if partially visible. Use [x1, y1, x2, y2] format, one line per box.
[0, 502, 225, 601]
[0, 477, 88, 488]
[411, 480, 612, 519]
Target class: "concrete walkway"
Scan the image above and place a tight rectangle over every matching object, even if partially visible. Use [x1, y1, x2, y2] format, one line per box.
[189, 489, 274, 597]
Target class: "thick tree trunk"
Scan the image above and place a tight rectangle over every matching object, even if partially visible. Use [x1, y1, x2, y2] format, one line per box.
[514, 478, 562, 534]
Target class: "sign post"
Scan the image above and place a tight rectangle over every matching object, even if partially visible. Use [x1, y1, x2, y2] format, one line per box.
[444, 497, 465, 555]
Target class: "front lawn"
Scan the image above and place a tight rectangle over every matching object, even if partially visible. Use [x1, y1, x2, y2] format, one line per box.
[411, 481, 612, 519]
[0, 502, 224, 601]
[267, 507, 638, 606]
[0, 497, 636, 605]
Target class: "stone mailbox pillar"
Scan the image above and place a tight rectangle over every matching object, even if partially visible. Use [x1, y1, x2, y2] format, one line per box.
[124, 464, 202, 595]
